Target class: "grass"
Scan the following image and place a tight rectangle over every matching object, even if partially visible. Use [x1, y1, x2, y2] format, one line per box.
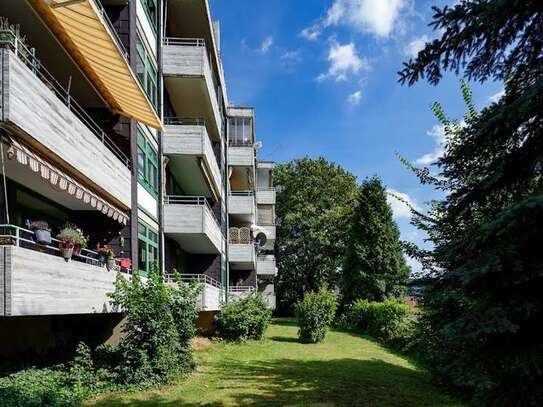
[86, 319, 464, 406]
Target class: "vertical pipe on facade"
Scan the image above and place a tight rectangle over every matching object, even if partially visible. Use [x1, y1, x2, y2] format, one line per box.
[157, 0, 165, 275]
[129, 1, 139, 272]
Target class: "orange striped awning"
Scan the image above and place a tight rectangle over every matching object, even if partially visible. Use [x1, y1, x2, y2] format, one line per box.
[5, 136, 129, 225]
[33, 0, 163, 130]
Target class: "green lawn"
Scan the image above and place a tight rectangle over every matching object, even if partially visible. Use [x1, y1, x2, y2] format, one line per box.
[87, 319, 463, 406]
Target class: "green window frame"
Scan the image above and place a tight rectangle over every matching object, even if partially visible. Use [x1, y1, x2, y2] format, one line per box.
[140, 0, 158, 33]
[137, 129, 159, 197]
[138, 221, 159, 276]
[136, 33, 158, 107]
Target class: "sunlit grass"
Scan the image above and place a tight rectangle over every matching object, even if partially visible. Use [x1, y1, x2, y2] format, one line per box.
[86, 318, 463, 406]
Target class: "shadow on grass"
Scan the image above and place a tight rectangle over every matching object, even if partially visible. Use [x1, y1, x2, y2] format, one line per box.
[270, 317, 298, 327]
[268, 336, 300, 343]
[91, 357, 461, 407]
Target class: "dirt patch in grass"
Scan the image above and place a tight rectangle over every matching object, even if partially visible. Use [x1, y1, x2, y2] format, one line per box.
[191, 336, 212, 350]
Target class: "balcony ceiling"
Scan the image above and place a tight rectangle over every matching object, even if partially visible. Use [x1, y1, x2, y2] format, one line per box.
[32, 0, 163, 130]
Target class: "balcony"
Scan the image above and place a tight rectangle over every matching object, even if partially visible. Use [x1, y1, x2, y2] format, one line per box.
[163, 196, 224, 254]
[229, 244, 256, 270]
[0, 34, 131, 208]
[163, 38, 223, 140]
[228, 142, 255, 167]
[166, 274, 223, 312]
[0, 225, 131, 317]
[257, 255, 277, 276]
[228, 286, 256, 302]
[228, 192, 255, 220]
[163, 118, 222, 199]
[256, 188, 276, 205]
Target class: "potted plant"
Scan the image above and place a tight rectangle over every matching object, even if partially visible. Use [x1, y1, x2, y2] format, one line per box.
[57, 225, 80, 262]
[0, 236, 14, 246]
[29, 220, 51, 245]
[58, 223, 87, 255]
[97, 246, 115, 271]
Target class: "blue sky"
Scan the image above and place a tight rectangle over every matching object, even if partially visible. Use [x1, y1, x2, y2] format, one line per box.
[210, 0, 503, 273]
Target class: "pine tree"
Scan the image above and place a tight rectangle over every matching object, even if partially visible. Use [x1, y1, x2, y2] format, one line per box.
[398, 1, 543, 405]
[341, 177, 409, 305]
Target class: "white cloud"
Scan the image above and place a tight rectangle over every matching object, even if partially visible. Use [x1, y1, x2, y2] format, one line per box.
[300, 24, 321, 41]
[404, 34, 429, 58]
[324, 0, 411, 37]
[386, 188, 421, 219]
[317, 41, 368, 82]
[347, 90, 362, 105]
[489, 89, 504, 103]
[281, 50, 302, 62]
[260, 36, 273, 54]
[416, 124, 446, 165]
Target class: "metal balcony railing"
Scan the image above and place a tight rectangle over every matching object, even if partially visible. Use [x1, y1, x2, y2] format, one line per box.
[230, 191, 254, 196]
[163, 37, 206, 47]
[164, 273, 222, 289]
[229, 286, 256, 293]
[164, 117, 206, 126]
[0, 30, 131, 168]
[0, 224, 131, 274]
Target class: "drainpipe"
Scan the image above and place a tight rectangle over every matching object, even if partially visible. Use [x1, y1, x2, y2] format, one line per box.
[158, 0, 165, 275]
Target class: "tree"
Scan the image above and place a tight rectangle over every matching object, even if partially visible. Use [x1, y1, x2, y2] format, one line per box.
[275, 157, 358, 315]
[341, 177, 410, 305]
[398, 1, 543, 405]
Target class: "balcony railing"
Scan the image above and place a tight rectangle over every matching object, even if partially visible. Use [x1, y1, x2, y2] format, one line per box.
[229, 140, 254, 147]
[164, 195, 221, 231]
[0, 224, 131, 274]
[230, 191, 254, 196]
[229, 286, 256, 293]
[0, 30, 131, 168]
[164, 117, 206, 126]
[164, 273, 222, 289]
[163, 37, 206, 47]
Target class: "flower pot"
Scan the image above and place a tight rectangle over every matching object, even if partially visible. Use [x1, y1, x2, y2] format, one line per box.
[98, 254, 107, 265]
[73, 245, 81, 256]
[62, 246, 73, 262]
[34, 229, 51, 245]
[106, 258, 115, 271]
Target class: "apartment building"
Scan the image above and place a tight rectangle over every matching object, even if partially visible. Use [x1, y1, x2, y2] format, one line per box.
[0, 0, 275, 357]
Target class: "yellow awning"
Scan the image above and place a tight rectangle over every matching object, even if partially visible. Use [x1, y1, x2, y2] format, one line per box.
[33, 0, 163, 130]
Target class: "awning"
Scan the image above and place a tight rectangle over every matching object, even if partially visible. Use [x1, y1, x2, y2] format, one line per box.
[32, 0, 163, 130]
[5, 136, 129, 225]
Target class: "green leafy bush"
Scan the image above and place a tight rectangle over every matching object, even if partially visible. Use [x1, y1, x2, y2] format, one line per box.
[109, 268, 201, 386]
[215, 294, 272, 341]
[348, 299, 414, 349]
[0, 343, 100, 407]
[295, 288, 338, 343]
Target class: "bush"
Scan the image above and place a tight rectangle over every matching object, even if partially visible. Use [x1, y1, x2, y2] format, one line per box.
[109, 268, 201, 386]
[215, 294, 272, 341]
[348, 299, 414, 349]
[295, 288, 338, 343]
[0, 343, 101, 407]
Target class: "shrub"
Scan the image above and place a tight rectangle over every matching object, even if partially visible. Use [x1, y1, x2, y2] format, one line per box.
[109, 268, 201, 386]
[0, 343, 100, 407]
[295, 288, 338, 343]
[348, 299, 414, 349]
[215, 294, 272, 341]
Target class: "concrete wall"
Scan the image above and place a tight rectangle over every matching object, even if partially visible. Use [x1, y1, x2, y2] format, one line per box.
[0, 246, 123, 316]
[228, 146, 254, 167]
[0, 50, 131, 208]
[229, 194, 255, 216]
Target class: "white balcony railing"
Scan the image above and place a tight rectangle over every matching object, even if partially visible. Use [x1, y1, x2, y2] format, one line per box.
[0, 224, 131, 274]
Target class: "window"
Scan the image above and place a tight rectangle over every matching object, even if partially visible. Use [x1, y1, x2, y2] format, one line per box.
[136, 34, 158, 107]
[228, 117, 253, 145]
[140, 0, 158, 32]
[138, 221, 159, 276]
[137, 129, 159, 196]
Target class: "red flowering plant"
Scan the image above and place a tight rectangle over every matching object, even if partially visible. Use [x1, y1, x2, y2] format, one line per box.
[97, 246, 115, 260]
